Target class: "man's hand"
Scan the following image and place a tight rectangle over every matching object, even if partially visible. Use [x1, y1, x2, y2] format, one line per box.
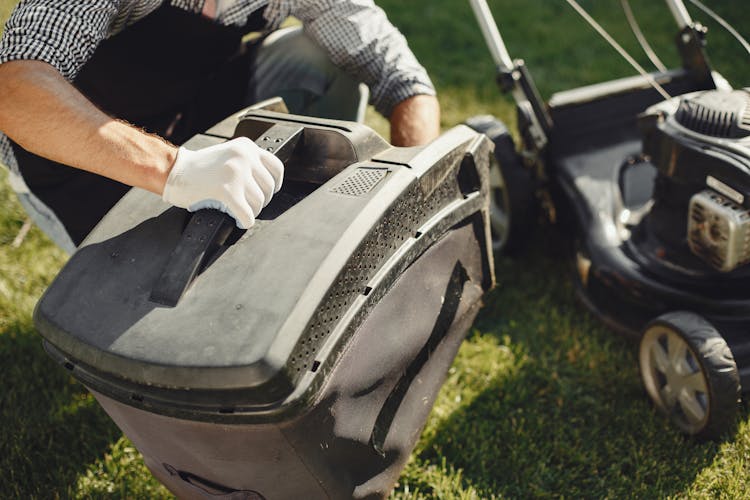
[389, 94, 441, 147]
[0, 61, 284, 230]
[162, 138, 284, 229]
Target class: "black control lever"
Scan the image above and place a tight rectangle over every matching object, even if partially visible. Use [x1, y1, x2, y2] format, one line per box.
[149, 123, 304, 307]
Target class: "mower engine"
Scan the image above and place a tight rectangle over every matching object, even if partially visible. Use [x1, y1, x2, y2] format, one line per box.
[640, 88, 750, 272]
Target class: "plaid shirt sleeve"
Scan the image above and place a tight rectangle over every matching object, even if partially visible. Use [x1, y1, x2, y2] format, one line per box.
[265, 0, 436, 118]
[0, 0, 435, 117]
[0, 0, 121, 81]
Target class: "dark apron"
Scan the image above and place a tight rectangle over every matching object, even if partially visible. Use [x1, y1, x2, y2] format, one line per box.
[12, 3, 266, 245]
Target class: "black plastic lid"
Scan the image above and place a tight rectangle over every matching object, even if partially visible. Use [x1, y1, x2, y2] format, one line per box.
[34, 112, 397, 406]
[34, 111, 489, 417]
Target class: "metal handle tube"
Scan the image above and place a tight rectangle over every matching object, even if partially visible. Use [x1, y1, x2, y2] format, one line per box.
[468, 0, 514, 71]
[665, 0, 693, 29]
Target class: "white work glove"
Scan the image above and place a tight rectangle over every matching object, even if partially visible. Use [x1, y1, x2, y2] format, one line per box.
[162, 137, 284, 229]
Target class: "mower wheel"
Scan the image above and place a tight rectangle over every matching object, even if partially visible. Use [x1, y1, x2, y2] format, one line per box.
[639, 311, 740, 440]
[464, 115, 535, 254]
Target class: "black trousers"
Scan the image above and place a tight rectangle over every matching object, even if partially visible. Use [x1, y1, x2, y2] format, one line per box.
[12, 5, 264, 245]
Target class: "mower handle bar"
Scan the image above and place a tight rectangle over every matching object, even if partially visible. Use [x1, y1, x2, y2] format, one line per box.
[468, 0, 513, 72]
[666, 0, 693, 29]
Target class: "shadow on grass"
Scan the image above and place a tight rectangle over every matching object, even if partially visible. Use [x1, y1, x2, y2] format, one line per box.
[0, 317, 121, 497]
[410, 230, 743, 498]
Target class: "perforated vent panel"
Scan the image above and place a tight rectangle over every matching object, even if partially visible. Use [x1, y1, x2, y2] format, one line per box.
[330, 168, 388, 197]
[286, 174, 462, 375]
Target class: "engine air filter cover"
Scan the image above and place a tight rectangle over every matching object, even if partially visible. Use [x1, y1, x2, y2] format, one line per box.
[688, 189, 750, 272]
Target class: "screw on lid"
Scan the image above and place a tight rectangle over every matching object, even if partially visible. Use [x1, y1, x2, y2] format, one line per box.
[675, 89, 750, 139]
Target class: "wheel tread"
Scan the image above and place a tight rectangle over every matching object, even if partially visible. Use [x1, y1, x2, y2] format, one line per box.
[640, 311, 740, 440]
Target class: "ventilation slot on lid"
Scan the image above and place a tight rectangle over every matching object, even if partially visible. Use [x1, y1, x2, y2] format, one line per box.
[331, 168, 388, 197]
[741, 89, 750, 133]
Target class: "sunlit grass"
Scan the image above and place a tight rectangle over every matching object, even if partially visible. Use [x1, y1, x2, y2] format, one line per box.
[1, 0, 749, 498]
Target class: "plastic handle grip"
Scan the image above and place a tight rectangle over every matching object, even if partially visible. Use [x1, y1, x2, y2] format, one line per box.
[149, 123, 304, 307]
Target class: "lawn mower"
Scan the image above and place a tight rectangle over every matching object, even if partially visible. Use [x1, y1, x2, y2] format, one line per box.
[466, 0, 749, 439]
[33, 102, 495, 498]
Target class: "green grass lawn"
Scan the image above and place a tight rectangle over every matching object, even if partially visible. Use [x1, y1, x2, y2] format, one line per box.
[2, 0, 750, 498]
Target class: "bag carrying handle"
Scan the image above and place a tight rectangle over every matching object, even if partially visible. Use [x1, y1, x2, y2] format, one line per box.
[149, 122, 304, 307]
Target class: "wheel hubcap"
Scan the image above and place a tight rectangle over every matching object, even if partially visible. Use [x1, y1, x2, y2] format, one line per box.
[640, 326, 709, 432]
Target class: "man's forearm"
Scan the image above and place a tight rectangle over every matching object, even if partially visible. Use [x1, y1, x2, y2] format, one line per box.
[0, 60, 176, 194]
[389, 94, 441, 147]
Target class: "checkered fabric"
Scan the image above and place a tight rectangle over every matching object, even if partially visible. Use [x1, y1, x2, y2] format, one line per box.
[0, 0, 435, 177]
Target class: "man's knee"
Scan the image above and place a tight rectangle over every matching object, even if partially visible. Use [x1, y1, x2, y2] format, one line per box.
[255, 26, 337, 79]
[250, 26, 366, 121]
